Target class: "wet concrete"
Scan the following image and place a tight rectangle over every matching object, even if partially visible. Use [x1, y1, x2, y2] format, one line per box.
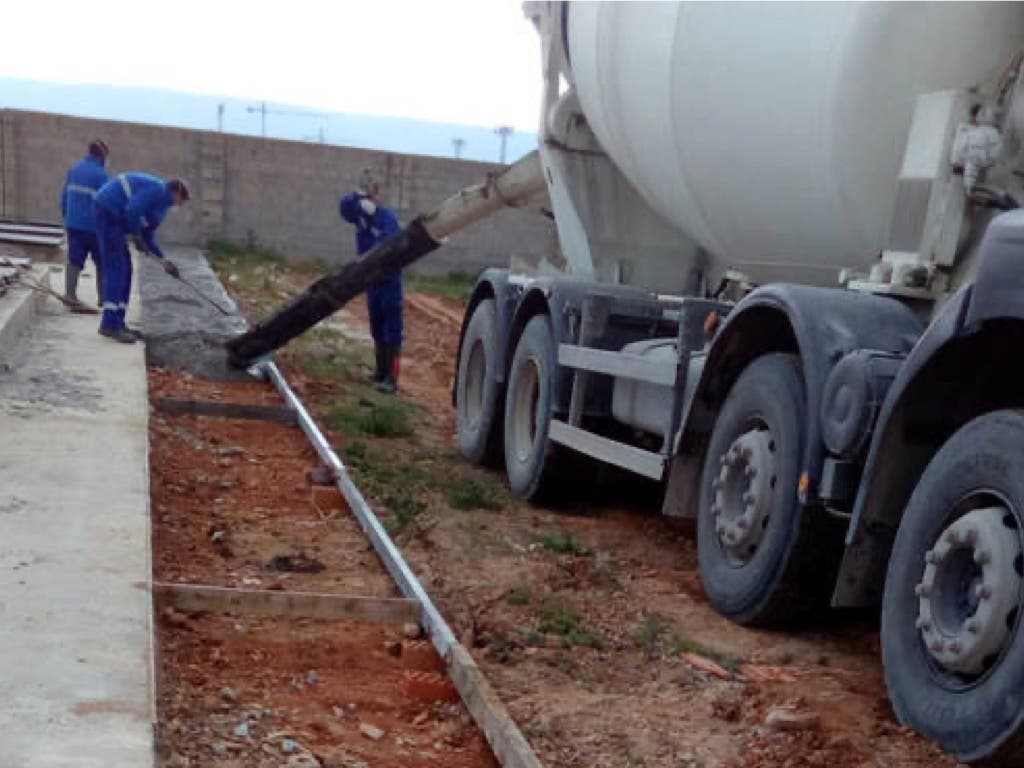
[139, 247, 252, 381]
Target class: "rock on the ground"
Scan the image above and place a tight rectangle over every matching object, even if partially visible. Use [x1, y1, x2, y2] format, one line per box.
[233, 721, 251, 738]
[282, 737, 299, 754]
[764, 707, 821, 732]
[403, 622, 422, 639]
[359, 722, 386, 740]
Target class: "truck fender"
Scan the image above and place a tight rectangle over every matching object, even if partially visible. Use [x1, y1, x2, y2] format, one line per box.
[835, 210, 1024, 606]
[672, 284, 921, 512]
[452, 269, 524, 407]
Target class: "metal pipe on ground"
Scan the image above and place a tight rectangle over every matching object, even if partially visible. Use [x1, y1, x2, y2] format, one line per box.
[225, 150, 546, 368]
[260, 361, 544, 768]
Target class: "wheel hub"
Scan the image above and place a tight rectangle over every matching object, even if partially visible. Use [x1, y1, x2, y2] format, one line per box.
[711, 428, 777, 563]
[916, 506, 1023, 676]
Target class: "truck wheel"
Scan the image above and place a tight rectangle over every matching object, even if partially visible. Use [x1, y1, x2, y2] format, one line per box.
[882, 410, 1024, 765]
[697, 353, 836, 626]
[456, 299, 502, 465]
[504, 314, 559, 501]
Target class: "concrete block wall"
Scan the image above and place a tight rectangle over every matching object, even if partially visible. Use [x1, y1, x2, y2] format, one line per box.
[0, 109, 555, 276]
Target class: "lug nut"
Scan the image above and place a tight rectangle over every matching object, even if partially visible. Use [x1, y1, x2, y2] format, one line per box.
[741, 446, 753, 460]
[976, 584, 993, 600]
[711, 477, 722, 490]
[915, 617, 932, 631]
[965, 618, 981, 634]
[946, 528, 962, 545]
[964, 528, 979, 546]
[745, 466, 758, 479]
[928, 639, 944, 653]
[975, 549, 991, 565]
[915, 582, 932, 598]
[948, 640, 963, 654]
[925, 550, 941, 565]
[736, 518, 749, 530]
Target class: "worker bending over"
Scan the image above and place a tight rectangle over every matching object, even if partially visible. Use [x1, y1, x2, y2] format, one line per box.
[93, 173, 188, 343]
[60, 139, 110, 304]
[339, 170, 404, 394]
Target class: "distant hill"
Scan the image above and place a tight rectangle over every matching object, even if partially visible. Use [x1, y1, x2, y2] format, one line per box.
[0, 79, 538, 163]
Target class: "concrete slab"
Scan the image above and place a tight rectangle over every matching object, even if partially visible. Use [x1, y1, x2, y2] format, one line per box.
[0, 266, 51, 363]
[0, 260, 153, 767]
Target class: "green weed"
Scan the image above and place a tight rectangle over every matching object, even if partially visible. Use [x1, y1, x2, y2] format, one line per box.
[537, 529, 589, 556]
[506, 585, 532, 606]
[448, 475, 504, 511]
[404, 271, 476, 300]
[538, 603, 602, 649]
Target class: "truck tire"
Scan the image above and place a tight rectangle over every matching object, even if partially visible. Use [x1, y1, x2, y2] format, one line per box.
[503, 314, 560, 501]
[456, 299, 502, 465]
[881, 410, 1024, 766]
[697, 353, 838, 626]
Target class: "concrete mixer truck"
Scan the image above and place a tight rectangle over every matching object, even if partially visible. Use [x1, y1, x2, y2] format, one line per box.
[227, 1, 1024, 762]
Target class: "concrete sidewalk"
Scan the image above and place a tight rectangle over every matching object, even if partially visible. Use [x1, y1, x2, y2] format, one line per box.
[0, 263, 153, 766]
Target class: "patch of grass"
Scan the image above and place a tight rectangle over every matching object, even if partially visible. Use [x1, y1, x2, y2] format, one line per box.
[327, 398, 416, 439]
[635, 614, 668, 651]
[404, 271, 476, 300]
[521, 628, 544, 647]
[506, 585, 532, 606]
[206, 232, 285, 266]
[448, 475, 504, 511]
[665, 633, 741, 672]
[538, 603, 602, 649]
[384, 490, 425, 534]
[537, 529, 589, 556]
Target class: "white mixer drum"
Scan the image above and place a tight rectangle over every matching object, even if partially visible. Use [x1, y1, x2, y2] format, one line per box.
[566, 2, 1024, 283]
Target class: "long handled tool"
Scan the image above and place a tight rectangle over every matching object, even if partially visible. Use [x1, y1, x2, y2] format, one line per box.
[136, 249, 232, 316]
[0, 256, 99, 314]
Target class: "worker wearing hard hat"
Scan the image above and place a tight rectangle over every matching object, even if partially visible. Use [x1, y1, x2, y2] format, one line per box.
[93, 173, 189, 344]
[339, 170, 404, 394]
[60, 139, 110, 305]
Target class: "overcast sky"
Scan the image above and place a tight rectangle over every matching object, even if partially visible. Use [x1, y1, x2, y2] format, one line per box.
[2, 0, 542, 132]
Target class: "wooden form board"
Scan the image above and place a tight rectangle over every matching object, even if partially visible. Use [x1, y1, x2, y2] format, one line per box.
[153, 582, 420, 625]
[153, 397, 298, 425]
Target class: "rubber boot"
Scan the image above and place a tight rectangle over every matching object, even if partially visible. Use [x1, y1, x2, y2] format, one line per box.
[364, 343, 386, 383]
[376, 344, 400, 394]
[98, 326, 137, 344]
[64, 263, 81, 302]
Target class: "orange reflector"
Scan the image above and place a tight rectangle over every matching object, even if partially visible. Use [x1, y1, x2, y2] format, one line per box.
[798, 472, 811, 495]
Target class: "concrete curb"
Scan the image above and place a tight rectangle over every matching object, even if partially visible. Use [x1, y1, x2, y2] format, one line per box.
[0, 266, 50, 363]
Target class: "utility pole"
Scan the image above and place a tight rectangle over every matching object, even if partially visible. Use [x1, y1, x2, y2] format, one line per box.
[244, 101, 266, 137]
[495, 126, 513, 164]
[452, 137, 465, 159]
[217, 103, 225, 133]
[246, 102, 327, 141]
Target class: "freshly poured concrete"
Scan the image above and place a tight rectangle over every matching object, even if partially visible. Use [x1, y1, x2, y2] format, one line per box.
[139, 246, 248, 380]
[0, 263, 153, 766]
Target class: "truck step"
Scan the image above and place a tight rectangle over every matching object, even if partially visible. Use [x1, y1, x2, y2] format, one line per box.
[558, 343, 678, 386]
[549, 420, 666, 480]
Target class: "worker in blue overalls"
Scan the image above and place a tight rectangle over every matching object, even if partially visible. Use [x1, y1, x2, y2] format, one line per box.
[93, 172, 189, 343]
[60, 139, 110, 305]
[339, 169, 403, 394]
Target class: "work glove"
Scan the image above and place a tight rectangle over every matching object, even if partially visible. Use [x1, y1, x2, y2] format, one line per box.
[162, 260, 180, 279]
[359, 197, 377, 217]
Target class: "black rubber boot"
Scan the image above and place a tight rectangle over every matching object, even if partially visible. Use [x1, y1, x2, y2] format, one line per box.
[99, 326, 137, 344]
[375, 344, 400, 394]
[64, 263, 82, 302]
[365, 343, 386, 383]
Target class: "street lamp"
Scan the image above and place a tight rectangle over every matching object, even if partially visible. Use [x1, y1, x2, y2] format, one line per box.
[452, 137, 466, 159]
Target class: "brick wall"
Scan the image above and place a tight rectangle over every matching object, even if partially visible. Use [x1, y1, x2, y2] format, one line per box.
[0, 109, 555, 276]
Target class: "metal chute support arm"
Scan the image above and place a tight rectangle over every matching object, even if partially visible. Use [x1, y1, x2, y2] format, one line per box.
[225, 151, 546, 368]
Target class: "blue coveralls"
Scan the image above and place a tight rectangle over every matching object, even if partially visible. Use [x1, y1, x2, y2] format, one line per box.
[339, 193, 403, 346]
[61, 155, 108, 272]
[93, 173, 174, 330]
